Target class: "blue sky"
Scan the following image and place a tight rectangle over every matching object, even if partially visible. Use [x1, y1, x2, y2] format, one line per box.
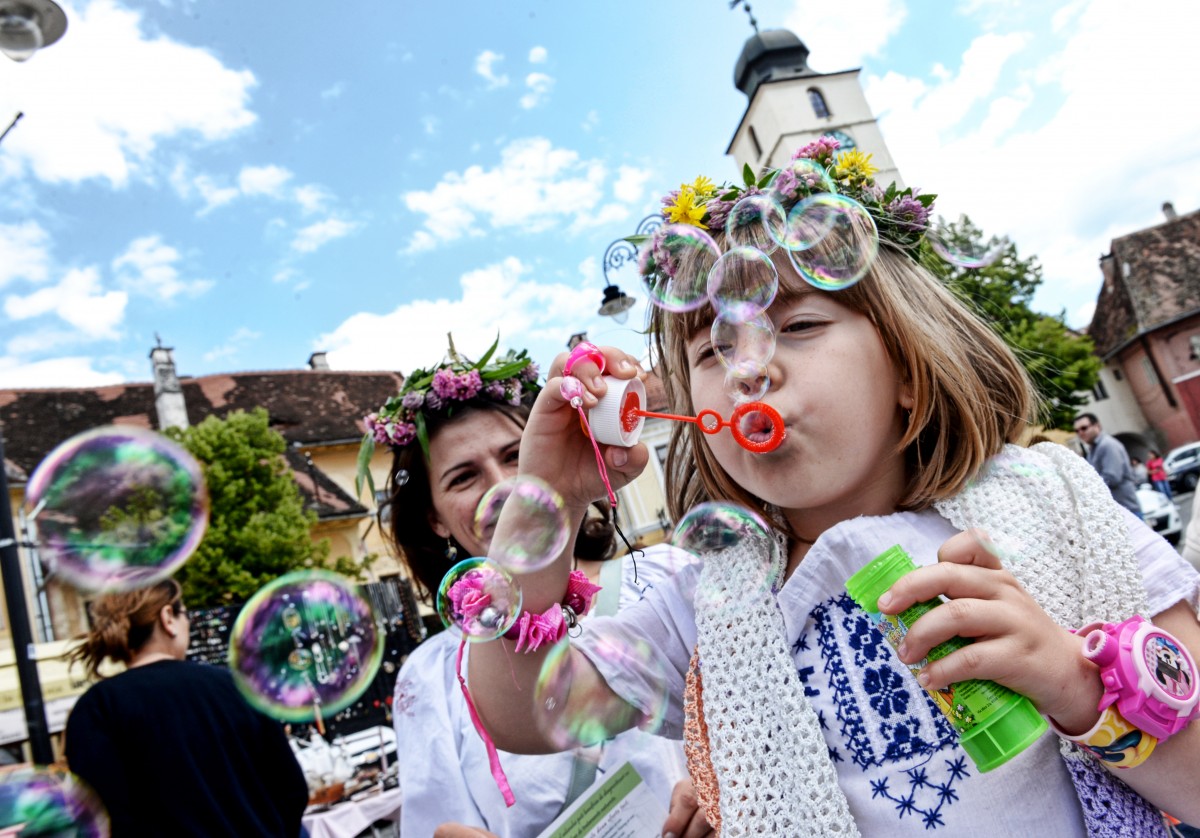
[2, 0, 1198, 388]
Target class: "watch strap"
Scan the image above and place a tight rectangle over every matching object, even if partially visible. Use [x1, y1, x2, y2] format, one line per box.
[1051, 704, 1158, 769]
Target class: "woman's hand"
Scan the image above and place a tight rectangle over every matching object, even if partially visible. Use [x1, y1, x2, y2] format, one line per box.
[876, 529, 1102, 732]
[662, 778, 715, 837]
[517, 344, 650, 510]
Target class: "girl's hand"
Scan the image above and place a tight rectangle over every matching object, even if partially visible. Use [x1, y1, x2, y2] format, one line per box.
[517, 344, 649, 510]
[432, 825, 499, 838]
[877, 529, 1102, 732]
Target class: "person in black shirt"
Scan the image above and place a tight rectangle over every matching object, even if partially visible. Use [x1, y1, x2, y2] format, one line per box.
[65, 578, 308, 836]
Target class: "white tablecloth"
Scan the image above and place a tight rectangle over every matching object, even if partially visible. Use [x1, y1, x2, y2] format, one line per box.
[302, 787, 401, 838]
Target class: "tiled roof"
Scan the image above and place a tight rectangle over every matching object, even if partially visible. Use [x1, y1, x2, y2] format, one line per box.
[1090, 208, 1200, 357]
[0, 369, 401, 523]
[284, 448, 369, 520]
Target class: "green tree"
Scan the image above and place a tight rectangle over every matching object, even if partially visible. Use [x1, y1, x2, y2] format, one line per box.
[165, 408, 358, 607]
[922, 215, 1101, 429]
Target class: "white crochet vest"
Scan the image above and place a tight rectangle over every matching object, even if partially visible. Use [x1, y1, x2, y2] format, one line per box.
[691, 443, 1161, 836]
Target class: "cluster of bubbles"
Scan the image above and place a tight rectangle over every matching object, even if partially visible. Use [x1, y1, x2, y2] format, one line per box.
[228, 570, 384, 722]
[0, 767, 109, 837]
[23, 427, 209, 593]
[642, 159, 1004, 410]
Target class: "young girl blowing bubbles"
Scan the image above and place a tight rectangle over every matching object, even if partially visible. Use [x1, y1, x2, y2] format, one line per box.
[467, 140, 1200, 836]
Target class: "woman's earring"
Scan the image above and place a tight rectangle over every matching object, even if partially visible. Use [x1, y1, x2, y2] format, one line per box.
[445, 538, 458, 561]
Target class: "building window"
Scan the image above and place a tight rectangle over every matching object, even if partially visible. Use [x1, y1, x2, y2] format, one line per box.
[808, 87, 831, 118]
[1142, 356, 1159, 386]
[1189, 335, 1200, 361]
[656, 444, 669, 471]
[1112, 367, 1123, 381]
[374, 489, 392, 526]
[748, 125, 763, 160]
[1092, 378, 1109, 401]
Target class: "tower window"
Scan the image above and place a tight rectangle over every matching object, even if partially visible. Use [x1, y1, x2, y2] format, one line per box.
[748, 125, 763, 160]
[808, 88, 831, 119]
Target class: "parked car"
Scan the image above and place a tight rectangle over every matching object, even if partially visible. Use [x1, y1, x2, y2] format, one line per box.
[1137, 485, 1182, 544]
[1164, 442, 1200, 493]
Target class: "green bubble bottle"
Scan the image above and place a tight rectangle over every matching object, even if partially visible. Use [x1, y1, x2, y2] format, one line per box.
[845, 544, 1048, 772]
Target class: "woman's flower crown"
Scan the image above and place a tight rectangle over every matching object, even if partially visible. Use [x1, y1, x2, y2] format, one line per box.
[355, 335, 540, 498]
[633, 135, 936, 283]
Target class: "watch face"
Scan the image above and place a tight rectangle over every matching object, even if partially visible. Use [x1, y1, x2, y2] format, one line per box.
[1142, 632, 1197, 701]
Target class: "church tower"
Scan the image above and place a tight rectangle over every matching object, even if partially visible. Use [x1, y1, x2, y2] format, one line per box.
[727, 28, 903, 189]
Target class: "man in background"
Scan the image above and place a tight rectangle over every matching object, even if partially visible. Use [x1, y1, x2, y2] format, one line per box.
[1073, 412, 1142, 519]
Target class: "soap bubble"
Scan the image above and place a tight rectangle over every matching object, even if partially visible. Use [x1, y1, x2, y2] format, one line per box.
[710, 306, 775, 374]
[534, 636, 668, 749]
[765, 158, 837, 209]
[473, 476, 569, 573]
[672, 502, 781, 614]
[640, 224, 720, 313]
[706, 247, 779, 316]
[436, 558, 522, 642]
[724, 365, 771, 404]
[229, 570, 383, 723]
[0, 766, 109, 837]
[786, 194, 879, 290]
[928, 225, 1007, 269]
[23, 426, 208, 593]
[724, 194, 787, 253]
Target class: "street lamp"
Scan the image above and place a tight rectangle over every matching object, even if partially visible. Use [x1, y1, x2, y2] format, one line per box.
[0, 0, 66, 62]
[598, 214, 661, 325]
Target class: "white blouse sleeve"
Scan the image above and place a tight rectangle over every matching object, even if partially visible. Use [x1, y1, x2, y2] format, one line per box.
[1124, 507, 1200, 617]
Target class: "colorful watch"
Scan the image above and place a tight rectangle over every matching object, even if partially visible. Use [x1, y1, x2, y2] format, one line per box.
[1080, 615, 1199, 741]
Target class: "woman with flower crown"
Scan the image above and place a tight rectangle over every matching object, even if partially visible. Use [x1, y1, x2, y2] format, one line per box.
[361, 339, 710, 838]
[461, 139, 1200, 836]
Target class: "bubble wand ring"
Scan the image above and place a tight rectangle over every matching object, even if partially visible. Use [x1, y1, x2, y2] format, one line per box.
[634, 402, 786, 454]
[562, 341, 607, 378]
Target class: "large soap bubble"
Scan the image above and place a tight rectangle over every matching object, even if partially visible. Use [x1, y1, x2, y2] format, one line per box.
[228, 570, 383, 723]
[23, 426, 208, 593]
[437, 558, 523, 642]
[639, 224, 720, 313]
[0, 766, 109, 837]
[672, 502, 781, 615]
[473, 477, 570, 573]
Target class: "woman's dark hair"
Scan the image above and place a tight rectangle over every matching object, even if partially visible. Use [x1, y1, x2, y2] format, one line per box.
[69, 578, 183, 680]
[385, 400, 532, 602]
[574, 499, 618, 564]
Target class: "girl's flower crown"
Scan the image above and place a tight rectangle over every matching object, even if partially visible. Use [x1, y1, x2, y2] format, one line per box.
[355, 335, 540, 498]
[633, 135, 936, 284]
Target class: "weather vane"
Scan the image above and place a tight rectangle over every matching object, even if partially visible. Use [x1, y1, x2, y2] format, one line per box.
[730, 0, 759, 34]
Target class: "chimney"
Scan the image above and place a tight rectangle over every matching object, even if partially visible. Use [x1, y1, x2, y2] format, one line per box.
[150, 339, 189, 430]
[1163, 201, 1178, 222]
[308, 351, 330, 371]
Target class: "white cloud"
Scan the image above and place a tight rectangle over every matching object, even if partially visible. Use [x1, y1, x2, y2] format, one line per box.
[112, 235, 214, 301]
[0, 221, 51, 288]
[294, 184, 332, 215]
[474, 49, 509, 88]
[528, 46, 548, 64]
[519, 72, 554, 109]
[402, 138, 644, 251]
[5, 329, 81, 356]
[0, 355, 124, 388]
[203, 326, 261, 363]
[581, 110, 600, 132]
[292, 218, 359, 253]
[421, 115, 440, 136]
[319, 257, 597, 370]
[5, 266, 127, 338]
[613, 166, 652, 204]
[863, 0, 1200, 325]
[0, 0, 257, 186]
[783, 0, 907, 71]
[321, 82, 346, 100]
[238, 164, 293, 197]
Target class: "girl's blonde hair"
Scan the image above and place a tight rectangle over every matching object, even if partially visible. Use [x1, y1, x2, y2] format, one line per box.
[69, 579, 183, 680]
[650, 238, 1038, 533]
